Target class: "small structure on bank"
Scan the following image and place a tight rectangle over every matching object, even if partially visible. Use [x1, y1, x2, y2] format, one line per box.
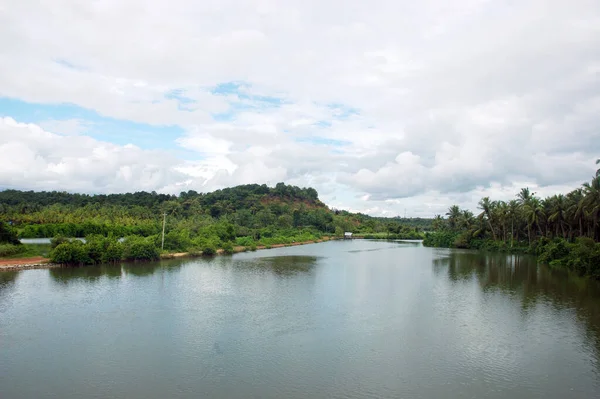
[344, 232, 353, 239]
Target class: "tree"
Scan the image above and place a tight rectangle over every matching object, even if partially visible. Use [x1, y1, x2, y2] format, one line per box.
[446, 205, 461, 231]
[583, 176, 600, 240]
[0, 221, 20, 245]
[478, 197, 497, 241]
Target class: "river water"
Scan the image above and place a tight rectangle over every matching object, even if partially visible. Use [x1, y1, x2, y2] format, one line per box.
[1, 240, 599, 398]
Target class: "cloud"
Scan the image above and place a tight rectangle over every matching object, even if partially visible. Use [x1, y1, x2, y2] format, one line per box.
[0, 117, 186, 193]
[0, 0, 599, 216]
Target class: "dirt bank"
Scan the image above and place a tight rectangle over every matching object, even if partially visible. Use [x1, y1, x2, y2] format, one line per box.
[0, 256, 59, 271]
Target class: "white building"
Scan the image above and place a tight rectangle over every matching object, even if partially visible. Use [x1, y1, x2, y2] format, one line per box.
[344, 232, 353, 239]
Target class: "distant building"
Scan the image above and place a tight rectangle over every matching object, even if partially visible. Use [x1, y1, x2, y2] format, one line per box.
[344, 232, 353, 239]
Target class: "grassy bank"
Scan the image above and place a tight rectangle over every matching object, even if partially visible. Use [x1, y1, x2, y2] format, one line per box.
[0, 243, 51, 259]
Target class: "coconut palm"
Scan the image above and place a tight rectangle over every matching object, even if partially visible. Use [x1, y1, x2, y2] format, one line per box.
[446, 205, 461, 231]
[583, 176, 600, 240]
[478, 197, 497, 241]
[507, 200, 520, 247]
[548, 194, 568, 238]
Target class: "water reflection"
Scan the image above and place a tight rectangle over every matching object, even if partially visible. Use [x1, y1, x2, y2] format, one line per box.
[433, 249, 600, 370]
[48, 261, 185, 284]
[49, 264, 121, 284]
[0, 271, 19, 299]
[234, 255, 319, 276]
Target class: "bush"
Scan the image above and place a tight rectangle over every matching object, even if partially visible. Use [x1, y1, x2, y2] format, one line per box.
[222, 241, 234, 255]
[0, 243, 24, 257]
[537, 238, 570, 264]
[235, 236, 255, 247]
[163, 229, 192, 252]
[50, 241, 91, 265]
[0, 221, 20, 245]
[423, 231, 458, 248]
[249, 243, 257, 251]
[102, 241, 124, 263]
[201, 243, 217, 256]
[50, 236, 70, 249]
[122, 236, 160, 261]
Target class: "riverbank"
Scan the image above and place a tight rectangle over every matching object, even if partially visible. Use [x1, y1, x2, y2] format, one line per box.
[160, 237, 337, 259]
[0, 237, 338, 271]
[0, 256, 60, 271]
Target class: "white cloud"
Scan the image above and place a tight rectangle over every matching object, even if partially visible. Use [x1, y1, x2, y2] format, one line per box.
[0, 0, 599, 216]
[0, 117, 186, 193]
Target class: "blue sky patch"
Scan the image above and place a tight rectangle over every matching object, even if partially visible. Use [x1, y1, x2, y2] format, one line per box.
[295, 136, 351, 147]
[209, 81, 287, 121]
[0, 97, 191, 154]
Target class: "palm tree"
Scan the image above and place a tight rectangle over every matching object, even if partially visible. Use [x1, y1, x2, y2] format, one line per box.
[583, 176, 600, 240]
[507, 200, 520, 247]
[548, 194, 567, 238]
[459, 210, 475, 231]
[596, 158, 600, 177]
[432, 215, 444, 231]
[517, 187, 533, 205]
[478, 197, 497, 240]
[524, 197, 545, 245]
[496, 201, 509, 243]
[446, 205, 461, 231]
[566, 188, 586, 238]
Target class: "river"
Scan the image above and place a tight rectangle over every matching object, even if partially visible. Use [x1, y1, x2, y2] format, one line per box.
[1, 240, 599, 398]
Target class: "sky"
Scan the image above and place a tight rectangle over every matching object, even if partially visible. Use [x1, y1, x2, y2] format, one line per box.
[0, 0, 599, 217]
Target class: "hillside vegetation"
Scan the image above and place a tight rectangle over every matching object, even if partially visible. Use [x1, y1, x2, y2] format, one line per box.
[0, 183, 426, 264]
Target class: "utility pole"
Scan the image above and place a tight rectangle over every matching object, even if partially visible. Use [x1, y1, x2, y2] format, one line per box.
[161, 212, 167, 250]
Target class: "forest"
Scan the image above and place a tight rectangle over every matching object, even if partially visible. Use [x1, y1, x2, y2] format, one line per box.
[424, 161, 600, 278]
[0, 183, 425, 264]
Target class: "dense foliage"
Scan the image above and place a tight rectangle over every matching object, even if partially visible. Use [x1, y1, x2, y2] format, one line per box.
[424, 164, 600, 277]
[0, 221, 20, 245]
[0, 221, 24, 257]
[48, 236, 160, 265]
[1, 183, 428, 264]
[1, 183, 424, 239]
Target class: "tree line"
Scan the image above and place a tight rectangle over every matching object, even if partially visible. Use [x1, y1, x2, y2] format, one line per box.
[0, 183, 427, 263]
[424, 160, 600, 278]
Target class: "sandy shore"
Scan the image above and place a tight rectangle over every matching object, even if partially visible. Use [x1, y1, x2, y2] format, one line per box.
[0, 237, 336, 271]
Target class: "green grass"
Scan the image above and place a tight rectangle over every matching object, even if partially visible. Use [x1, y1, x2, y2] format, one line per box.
[0, 243, 51, 259]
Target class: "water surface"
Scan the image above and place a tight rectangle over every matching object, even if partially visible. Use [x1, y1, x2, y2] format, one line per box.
[1, 240, 599, 398]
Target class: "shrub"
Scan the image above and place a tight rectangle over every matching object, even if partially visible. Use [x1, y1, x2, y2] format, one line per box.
[163, 229, 192, 252]
[222, 241, 234, 255]
[235, 236, 255, 247]
[201, 244, 217, 256]
[50, 236, 70, 249]
[101, 242, 124, 263]
[0, 243, 24, 257]
[122, 236, 160, 261]
[423, 231, 458, 248]
[0, 222, 20, 245]
[249, 243, 257, 251]
[50, 241, 91, 265]
[537, 238, 570, 264]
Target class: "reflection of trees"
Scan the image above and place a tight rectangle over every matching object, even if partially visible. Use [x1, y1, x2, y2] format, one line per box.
[49, 264, 112, 284]
[0, 271, 19, 300]
[236, 256, 318, 276]
[49, 260, 185, 283]
[122, 260, 183, 277]
[433, 250, 600, 370]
